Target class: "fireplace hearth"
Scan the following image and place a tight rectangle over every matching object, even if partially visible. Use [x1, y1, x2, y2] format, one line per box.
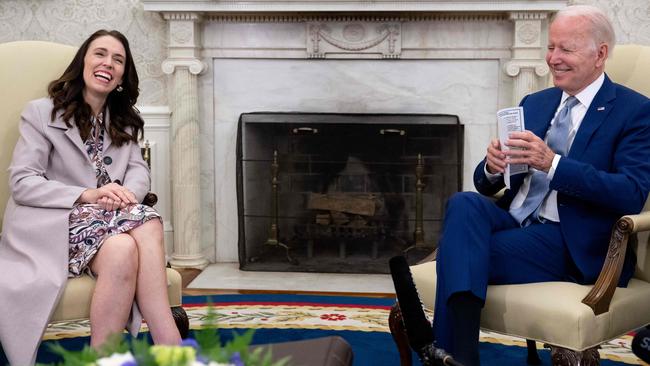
[237, 112, 462, 273]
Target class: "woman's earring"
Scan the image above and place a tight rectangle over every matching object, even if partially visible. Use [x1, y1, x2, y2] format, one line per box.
[116, 85, 123, 92]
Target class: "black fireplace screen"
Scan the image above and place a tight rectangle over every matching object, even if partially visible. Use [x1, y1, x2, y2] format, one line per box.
[236, 113, 463, 274]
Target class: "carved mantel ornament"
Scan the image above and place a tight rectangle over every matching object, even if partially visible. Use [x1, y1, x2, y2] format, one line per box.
[307, 22, 401, 58]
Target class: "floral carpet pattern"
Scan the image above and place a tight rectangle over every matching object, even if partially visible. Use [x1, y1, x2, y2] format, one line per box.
[42, 294, 643, 365]
[43, 301, 391, 339]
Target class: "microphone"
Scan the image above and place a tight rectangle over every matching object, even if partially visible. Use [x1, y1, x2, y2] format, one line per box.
[389, 255, 463, 366]
[632, 328, 650, 363]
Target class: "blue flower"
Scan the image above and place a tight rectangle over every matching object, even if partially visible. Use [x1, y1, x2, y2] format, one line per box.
[196, 354, 209, 364]
[181, 338, 201, 350]
[229, 351, 244, 366]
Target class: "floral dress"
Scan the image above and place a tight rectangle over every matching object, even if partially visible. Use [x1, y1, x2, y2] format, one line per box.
[68, 113, 161, 277]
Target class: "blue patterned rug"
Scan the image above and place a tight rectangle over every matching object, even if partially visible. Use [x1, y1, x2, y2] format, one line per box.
[4, 294, 640, 365]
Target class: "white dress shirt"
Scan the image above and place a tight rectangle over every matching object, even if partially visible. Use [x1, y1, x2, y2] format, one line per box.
[486, 73, 605, 222]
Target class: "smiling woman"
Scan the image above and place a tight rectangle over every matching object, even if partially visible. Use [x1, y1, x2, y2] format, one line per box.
[48, 30, 143, 149]
[0, 30, 181, 365]
[82, 35, 126, 114]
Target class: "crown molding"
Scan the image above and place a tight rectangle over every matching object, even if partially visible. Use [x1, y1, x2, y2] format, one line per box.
[206, 13, 511, 22]
[143, 0, 567, 14]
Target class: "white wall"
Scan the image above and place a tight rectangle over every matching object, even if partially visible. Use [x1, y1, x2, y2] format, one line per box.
[0, 0, 168, 106]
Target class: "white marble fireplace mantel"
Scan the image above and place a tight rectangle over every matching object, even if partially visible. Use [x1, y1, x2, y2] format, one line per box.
[144, 0, 565, 12]
[144, 0, 567, 267]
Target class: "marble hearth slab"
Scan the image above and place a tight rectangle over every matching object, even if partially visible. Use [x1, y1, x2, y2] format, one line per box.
[188, 263, 395, 294]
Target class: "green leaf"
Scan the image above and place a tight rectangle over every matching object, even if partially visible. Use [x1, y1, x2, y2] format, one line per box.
[37, 297, 293, 366]
[42, 342, 99, 366]
[195, 301, 221, 352]
[96, 333, 129, 357]
[131, 337, 157, 366]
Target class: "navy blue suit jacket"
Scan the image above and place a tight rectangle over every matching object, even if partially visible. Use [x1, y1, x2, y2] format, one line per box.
[473, 75, 650, 285]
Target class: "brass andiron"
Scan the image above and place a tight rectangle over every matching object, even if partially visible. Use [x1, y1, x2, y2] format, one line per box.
[141, 140, 151, 169]
[405, 153, 426, 255]
[258, 150, 297, 264]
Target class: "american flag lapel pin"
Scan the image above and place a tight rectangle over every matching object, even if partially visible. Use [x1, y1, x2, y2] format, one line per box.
[597, 106, 605, 111]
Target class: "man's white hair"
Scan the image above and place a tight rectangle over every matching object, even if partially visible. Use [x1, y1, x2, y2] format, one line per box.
[553, 5, 616, 52]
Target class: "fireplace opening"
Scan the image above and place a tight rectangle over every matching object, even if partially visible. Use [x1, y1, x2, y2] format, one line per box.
[237, 112, 463, 273]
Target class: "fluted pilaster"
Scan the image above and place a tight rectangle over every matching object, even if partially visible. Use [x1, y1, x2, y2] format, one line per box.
[505, 11, 551, 105]
[163, 12, 209, 269]
[505, 60, 549, 105]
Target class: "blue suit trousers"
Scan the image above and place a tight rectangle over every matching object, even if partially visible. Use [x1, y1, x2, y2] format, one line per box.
[433, 192, 571, 355]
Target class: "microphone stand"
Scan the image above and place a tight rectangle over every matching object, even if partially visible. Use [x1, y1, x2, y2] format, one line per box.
[390, 255, 463, 366]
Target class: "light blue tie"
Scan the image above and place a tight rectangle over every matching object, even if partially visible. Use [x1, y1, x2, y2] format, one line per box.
[509, 96, 580, 225]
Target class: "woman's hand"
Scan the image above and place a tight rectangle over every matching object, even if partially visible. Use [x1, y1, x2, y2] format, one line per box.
[78, 182, 138, 211]
[97, 195, 128, 211]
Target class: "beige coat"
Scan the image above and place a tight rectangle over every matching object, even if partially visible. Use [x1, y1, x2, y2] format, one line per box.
[0, 98, 150, 365]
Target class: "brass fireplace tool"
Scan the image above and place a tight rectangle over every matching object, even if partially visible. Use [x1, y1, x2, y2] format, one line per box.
[141, 140, 151, 169]
[404, 153, 427, 255]
[259, 150, 297, 264]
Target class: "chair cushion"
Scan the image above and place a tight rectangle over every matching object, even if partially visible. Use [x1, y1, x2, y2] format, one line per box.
[634, 233, 650, 282]
[410, 261, 650, 351]
[605, 44, 650, 98]
[50, 274, 96, 322]
[50, 268, 183, 322]
[633, 197, 650, 282]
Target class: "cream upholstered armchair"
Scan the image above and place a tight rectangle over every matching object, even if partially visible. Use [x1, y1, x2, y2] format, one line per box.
[0, 41, 188, 338]
[389, 45, 650, 366]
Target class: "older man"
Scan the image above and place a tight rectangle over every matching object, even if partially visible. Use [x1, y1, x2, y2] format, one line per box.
[433, 5, 650, 365]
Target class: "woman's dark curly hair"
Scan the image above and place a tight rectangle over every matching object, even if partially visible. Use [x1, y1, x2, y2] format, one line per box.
[48, 29, 143, 146]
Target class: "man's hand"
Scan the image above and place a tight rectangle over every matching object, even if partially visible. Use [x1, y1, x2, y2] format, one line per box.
[486, 139, 506, 174]
[78, 182, 138, 211]
[505, 131, 556, 172]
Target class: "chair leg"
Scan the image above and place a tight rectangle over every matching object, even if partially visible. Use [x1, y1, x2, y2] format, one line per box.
[388, 303, 414, 366]
[172, 306, 190, 339]
[547, 344, 600, 366]
[526, 339, 541, 365]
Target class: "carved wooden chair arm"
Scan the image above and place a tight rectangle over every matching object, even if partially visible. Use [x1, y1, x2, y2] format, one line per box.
[582, 210, 650, 315]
